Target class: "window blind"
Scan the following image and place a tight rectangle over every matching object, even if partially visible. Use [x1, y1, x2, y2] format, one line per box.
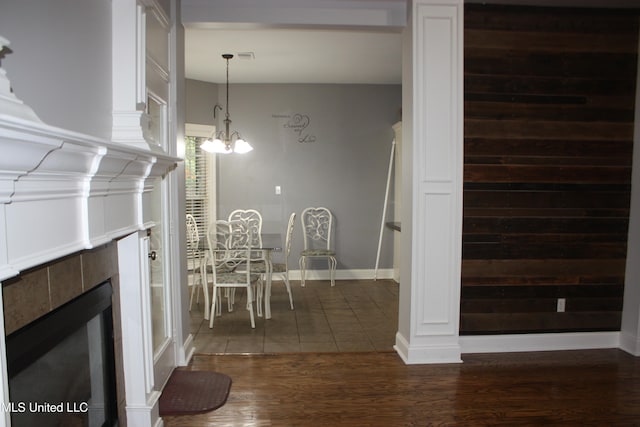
[185, 136, 209, 239]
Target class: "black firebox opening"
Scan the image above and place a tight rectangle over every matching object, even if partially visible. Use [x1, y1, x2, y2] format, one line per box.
[5, 281, 118, 427]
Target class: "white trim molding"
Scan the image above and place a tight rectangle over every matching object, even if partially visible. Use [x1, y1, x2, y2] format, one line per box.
[0, 113, 177, 281]
[287, 268, 396, 282]
[117, 232, 163, 427]
[181, 0, 407, 28]
[460, 332, 621, 354]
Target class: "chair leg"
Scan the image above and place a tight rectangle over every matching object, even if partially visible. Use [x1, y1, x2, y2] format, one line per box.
[188, 262, 200, 311]
[209, 287, 256, 328]
[283, 273, 294, 310]
[299, 256, 307, 287]
[226, 288, 235, 312]
[256, 278, 264, 318]
[189, 277, 196, 311]
[201, 261, 210, 320]
[189, 267, 205, 310]
[329, 256, 336, 287]
[216, 288, 223, 316]
[209, 286, 219, 328]
[246, 286, 256, 328]
[195, 270, 202, 304]
[264, 261, 273, 319]
[196, 256, 213, 320]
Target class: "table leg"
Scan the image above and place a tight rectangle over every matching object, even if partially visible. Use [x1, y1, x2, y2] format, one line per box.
[265, 250, 273, 319]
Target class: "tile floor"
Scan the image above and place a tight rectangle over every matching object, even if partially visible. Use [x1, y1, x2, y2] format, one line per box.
[189, 279, 399, 354]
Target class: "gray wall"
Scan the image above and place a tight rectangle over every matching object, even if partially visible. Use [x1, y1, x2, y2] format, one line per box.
[186, 79, 219, 126]
[187, 81, 401, 271]
[0, 0, 112, 140]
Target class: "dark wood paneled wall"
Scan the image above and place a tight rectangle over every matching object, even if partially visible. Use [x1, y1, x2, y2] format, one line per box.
[461, 5, 638, 334]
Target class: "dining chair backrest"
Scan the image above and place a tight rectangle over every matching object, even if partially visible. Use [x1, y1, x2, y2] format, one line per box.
[209, 247, 249, 274]
[284, 212, 296, 260]
[186, 214, 200, 258]
[228, 209, 263, 249]
[301, 207, 333, 251]
[208, 219, 232, 251]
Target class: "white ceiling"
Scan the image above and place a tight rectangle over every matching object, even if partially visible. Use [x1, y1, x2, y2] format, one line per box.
[184, 27, 404, 85]
[183, 0, 640, 86]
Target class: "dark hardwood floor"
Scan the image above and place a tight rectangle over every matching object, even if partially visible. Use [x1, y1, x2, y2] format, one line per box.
[163, 348, 640, 426]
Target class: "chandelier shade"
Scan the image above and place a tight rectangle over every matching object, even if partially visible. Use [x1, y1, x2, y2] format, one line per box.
[200, 138, 229, 154]
[200, 54, 253, 154]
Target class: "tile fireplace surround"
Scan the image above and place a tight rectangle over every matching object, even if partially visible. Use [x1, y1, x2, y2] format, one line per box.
[2, 243, 125, 422]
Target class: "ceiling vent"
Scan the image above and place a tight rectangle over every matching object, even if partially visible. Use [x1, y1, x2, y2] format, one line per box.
[237, 52, 255, 60]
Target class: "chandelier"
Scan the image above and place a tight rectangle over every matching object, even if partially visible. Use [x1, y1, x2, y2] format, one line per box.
[200, 54, 253, 154]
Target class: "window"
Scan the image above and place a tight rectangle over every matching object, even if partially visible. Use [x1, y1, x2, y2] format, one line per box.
[185, 135, 210, 235]
[185, 123, 216, 252]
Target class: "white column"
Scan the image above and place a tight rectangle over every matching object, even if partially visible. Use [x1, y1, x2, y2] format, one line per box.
[170, 0, 195, 368]
[395, 0, 464, 364]
[117, 232, 161, 427]
[620, 35, 640, 356]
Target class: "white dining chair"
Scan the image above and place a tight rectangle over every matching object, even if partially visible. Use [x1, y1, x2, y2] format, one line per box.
[271, 212, 296, 309]
[299, 207, 337, 287]
[203, 219, 236, 318]
[227, 209, 268, 316]
[186, 214, 205, 312]
[208, 248, 260, 329]
[248, 212, 296, 311]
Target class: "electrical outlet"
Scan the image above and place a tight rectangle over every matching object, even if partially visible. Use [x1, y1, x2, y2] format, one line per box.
[557, 298, 566, 312]
[275, 185, 281, 195]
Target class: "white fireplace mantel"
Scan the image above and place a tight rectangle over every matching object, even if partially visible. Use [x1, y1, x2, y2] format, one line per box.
[0, 109, 177, 282]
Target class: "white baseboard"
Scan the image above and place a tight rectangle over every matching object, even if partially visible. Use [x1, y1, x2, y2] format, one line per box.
[619, 331, 640, 356]
[179, 333, 195, 366]
[394, 332, 463, 364]
[395, 332, 622, 364]
[460, 331, 621, 354]
[287, 268, 396, 281]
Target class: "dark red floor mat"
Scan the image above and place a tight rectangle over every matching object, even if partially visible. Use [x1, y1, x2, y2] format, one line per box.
[159, 370, 232, 416]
